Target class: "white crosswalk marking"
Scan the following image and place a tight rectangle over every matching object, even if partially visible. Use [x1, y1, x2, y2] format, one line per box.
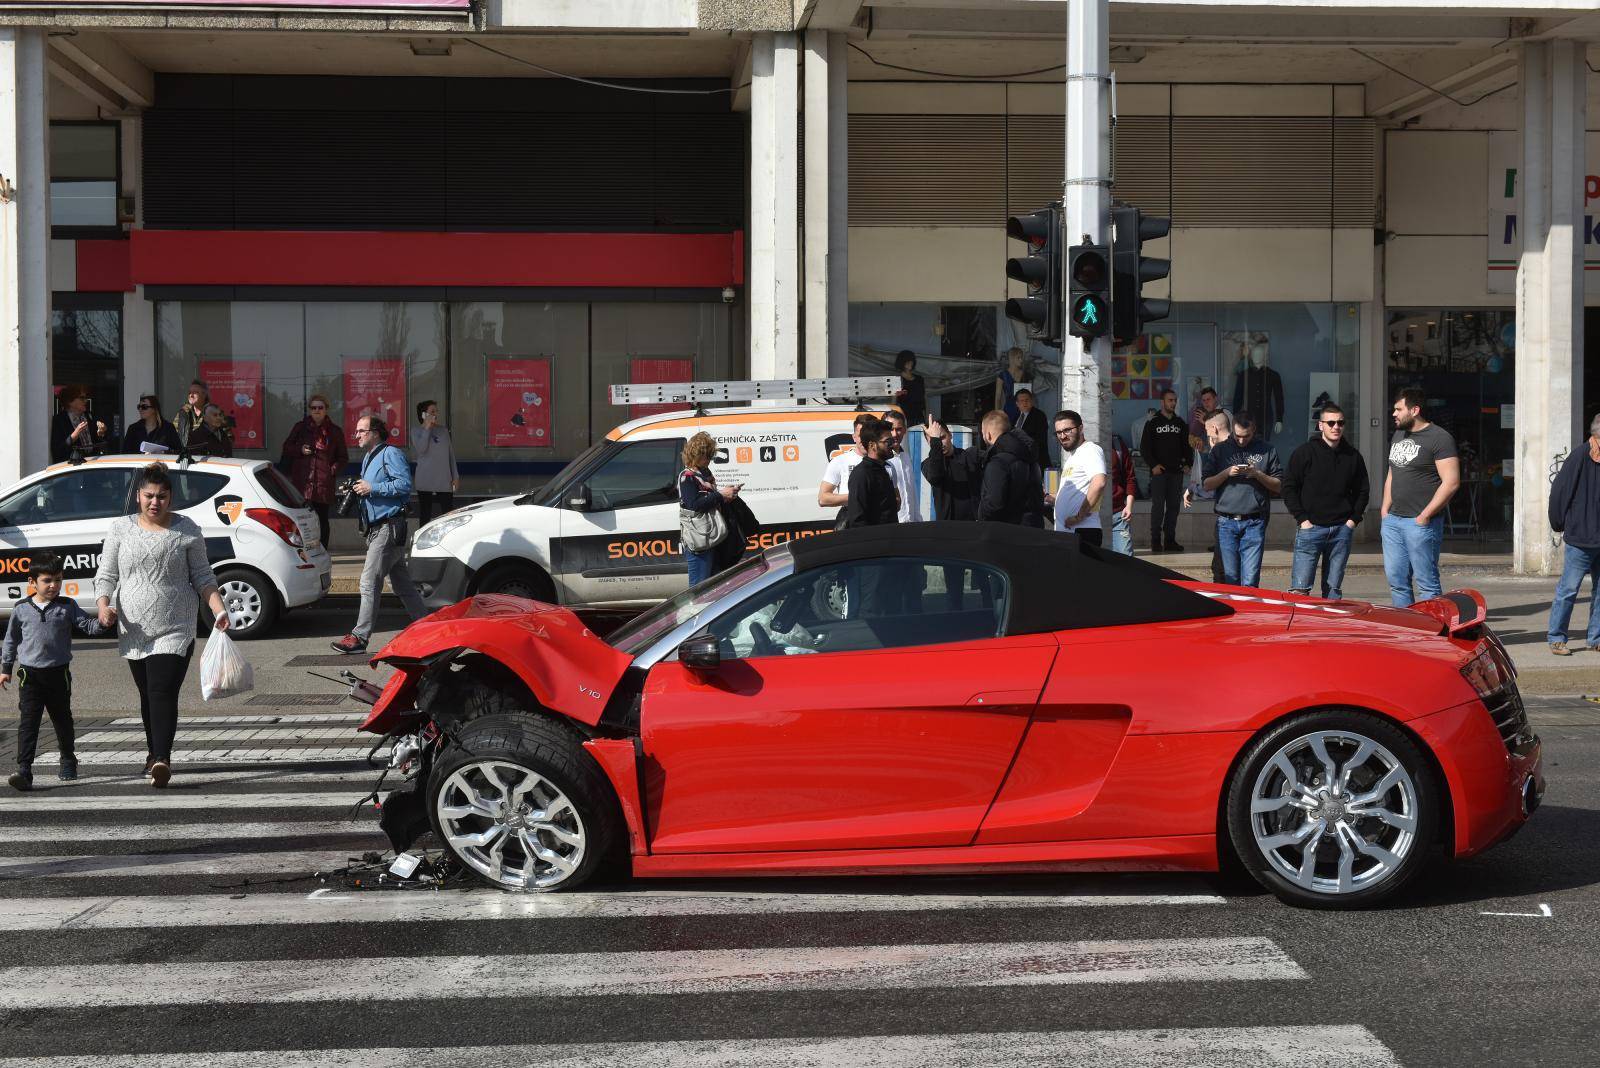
[0, 937, 1306, 1008]
[0, 885, 1227, 931]
[0, 1026, 1404, 1067]
[0, 791, 360, 812]
[0, 708, 1404, 1067]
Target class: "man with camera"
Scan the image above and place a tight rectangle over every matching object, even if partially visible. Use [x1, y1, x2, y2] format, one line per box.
[331, 417, 428, 655]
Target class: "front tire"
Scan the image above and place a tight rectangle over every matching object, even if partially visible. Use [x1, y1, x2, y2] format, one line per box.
[427, 713, 620, 891]
[1226, 710, 1441, 909]
[210, 567, 280, 640]
[474, 561, 556, 603]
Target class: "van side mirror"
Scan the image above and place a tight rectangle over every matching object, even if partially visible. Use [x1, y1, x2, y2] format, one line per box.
[678, 631, 721, 672]
[567, 482, 592, 511]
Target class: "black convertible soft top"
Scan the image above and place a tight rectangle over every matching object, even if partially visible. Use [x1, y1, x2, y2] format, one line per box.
[787, 521, 1232, 634]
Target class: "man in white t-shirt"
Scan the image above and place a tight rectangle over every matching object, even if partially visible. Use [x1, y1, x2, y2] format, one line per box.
[881, 410, 923, 524]
[1046, 409, 1108, 547]
[818, 412, 878, 518]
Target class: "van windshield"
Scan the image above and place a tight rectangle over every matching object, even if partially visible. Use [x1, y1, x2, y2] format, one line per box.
[528, 441, 612, 507]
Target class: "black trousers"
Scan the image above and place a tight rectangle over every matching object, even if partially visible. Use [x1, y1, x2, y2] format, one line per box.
[309, 501, 330, 549]
[130, 650, 192, 764]
[15, 665, 74, 769]
[1148, 470, 1184, 547]
[417, 491, 455, 527]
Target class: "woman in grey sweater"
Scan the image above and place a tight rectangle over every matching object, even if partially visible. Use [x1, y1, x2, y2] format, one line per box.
[410, 399, 460, 526]
[94, 464, 229, 788]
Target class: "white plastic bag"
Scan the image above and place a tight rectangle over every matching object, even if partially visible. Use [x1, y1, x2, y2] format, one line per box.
[200, 629, 254, 701]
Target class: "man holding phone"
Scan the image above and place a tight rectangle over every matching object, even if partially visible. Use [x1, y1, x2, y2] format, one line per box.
[1201, 411, 1282, 587]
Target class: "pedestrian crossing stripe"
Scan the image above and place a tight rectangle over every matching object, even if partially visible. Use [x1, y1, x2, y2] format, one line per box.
[0, 938, 1306, 1008]
[0, 820, 378, 844]
[63, 748, 376, 765]
[0, 791, 361, 813]
[103, 713, 369, 727]
[76, 727, 366, 744]
[0, 1026, 1403, 1067]
[0, 884, 1227, 931]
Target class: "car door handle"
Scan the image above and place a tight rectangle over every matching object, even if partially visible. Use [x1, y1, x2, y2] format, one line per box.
[966, 689, 1041, 708]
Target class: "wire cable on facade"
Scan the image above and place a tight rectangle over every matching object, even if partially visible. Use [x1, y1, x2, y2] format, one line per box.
[848, 43, 1066, 80]
[464, 38, 749, 94]
[1351, 48, 1515, 109]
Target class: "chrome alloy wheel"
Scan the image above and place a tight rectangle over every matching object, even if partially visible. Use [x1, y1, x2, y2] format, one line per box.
[1249, 730, 1419, 896]
[219, 578, 263, 630]
[435, 760, 587, 890]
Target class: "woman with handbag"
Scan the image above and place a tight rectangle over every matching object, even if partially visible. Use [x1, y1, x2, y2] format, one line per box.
[678, 432, 740, 587]
[280, 394, 348, 549]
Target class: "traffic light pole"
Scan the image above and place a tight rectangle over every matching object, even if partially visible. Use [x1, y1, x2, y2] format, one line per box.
[1062, 0, 1113, 502]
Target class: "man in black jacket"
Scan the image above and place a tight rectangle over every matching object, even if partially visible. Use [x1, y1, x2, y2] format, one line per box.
[1139, 388, 1190, 552]
[841, 418, 899, 529]
[1547, 412, 1600, 655]
[1282, 402, 1369, 600]
[1014, 389, 1050, 473]
[976, 411, 1044, 528]
[921, 415, 980, 522]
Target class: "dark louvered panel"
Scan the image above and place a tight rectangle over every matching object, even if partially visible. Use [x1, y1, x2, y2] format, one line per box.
[849, 114, 1006, 226]
[143, 75, 745, 232]
[1333, 117, 1378, 227]
[142, 109, 234, 228]
[1111, 116, 1172, 217]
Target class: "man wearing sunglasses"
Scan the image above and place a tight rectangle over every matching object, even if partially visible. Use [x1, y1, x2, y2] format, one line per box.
[1281, 403, 1369, 600]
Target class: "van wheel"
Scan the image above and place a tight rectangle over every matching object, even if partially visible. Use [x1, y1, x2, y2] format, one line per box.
[475, 561, 556, 604]
[209, 568, 280, 640]
[428, 713, 620, 892]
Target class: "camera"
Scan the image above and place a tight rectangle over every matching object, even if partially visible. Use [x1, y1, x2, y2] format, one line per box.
[334, 476, 362, 519]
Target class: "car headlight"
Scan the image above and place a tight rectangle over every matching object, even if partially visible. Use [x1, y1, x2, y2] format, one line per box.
[414, 513, 472, 551]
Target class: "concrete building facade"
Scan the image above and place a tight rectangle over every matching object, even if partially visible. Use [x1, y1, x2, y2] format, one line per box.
[0, 0, 1595, 569]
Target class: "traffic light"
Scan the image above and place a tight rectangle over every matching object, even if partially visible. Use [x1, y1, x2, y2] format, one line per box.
[1065, 243, 1111, 339]
[1004, 203, 1062, 345]
[1111, 203, 1171, 344]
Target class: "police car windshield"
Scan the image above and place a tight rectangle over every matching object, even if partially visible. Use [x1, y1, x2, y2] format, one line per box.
[609, 551, 778, 657]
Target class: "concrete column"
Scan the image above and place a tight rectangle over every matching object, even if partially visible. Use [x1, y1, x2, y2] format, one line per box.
[0, 28, 50, 484]
[121, 114, 153, 423]
[748, 31, 800, 381]
[1512, 41, 1586, 575]
[802, 30, 849, 379]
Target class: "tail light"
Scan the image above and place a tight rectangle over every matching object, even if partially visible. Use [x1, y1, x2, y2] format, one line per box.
[245, 507, 305, 548]
[1459, 647, 1504, 698]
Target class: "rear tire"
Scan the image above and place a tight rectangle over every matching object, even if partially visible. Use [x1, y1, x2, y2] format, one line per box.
[474, 561, 556, 604]
[1226, 710, 1440, 909]
[427, 713, 620, 892]
[209, 567, 280, 640]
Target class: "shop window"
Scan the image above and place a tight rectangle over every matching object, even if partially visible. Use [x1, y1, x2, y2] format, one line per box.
[50, 122, 120, 234]
[1387, 308, 1515, 538]
[52, 297, 123, 444]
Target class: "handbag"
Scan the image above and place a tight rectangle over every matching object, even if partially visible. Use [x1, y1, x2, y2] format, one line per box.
[680, 504, 727, 553]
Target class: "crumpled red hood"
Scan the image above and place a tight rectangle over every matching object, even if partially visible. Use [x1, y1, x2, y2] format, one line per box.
[361, 595, 634, 733]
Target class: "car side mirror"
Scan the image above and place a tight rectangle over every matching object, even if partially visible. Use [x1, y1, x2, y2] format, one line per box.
[567, 482, 592, 511]
[678, 631, 721, 672]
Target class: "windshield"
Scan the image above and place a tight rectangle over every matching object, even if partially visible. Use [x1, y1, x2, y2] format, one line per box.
[608, 550, 781, 656]
[529, 441, 612, 507]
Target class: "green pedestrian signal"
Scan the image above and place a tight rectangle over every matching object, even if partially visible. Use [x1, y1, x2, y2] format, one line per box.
[1066, 244, 1111, 340]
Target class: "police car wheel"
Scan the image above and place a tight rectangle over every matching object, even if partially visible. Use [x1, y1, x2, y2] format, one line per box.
[209, 568, 280, 640]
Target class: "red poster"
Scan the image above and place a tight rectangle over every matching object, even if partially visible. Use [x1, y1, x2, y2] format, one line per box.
[629, 357, 695, 419]
[486, 358, 553, 448]
[198, 359, 264, 449]
[342, 357, 407, 448]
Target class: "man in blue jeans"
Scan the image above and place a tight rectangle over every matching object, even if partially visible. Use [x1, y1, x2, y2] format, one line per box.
[1380, 388, 1460, 608]
[1546, 413, 1600, 655]
[332, 416, 428, 654]
[1201, 411, 1281, 587]
[1282, 402, 1369, 600]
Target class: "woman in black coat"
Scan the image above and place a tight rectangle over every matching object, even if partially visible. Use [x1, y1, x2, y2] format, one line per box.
[122, 395, 183, 454]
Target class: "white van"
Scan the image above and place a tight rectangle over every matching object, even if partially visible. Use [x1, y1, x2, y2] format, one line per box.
[407, 404, 968, 610]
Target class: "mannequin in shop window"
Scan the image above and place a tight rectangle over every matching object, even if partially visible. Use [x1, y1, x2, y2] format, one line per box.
[1233, 336, 1284, 442]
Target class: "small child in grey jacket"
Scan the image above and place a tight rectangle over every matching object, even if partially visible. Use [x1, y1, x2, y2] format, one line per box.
[1, 553, 111, 791]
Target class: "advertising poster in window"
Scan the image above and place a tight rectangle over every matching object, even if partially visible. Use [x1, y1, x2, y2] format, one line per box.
[629, 357, 695, 419]
[486, 357, 553, 447]
[198, 358, 264, 449]
[342, 357, 407, 448]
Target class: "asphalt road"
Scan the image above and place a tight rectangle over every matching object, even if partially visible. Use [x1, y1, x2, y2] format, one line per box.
[0, 584, 1596, 1065]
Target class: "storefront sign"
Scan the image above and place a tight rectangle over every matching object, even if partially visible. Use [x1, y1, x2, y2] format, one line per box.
[1486, 131, 1600, 293]
[629, 357, 695, 419]
[198, 358, 263, 449]
[81, 0, 469, 8]
[343, 357, 407, 448]
[486, 357, 553, 448]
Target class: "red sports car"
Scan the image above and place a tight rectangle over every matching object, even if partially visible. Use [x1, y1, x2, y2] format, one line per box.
[358, 523, 1542, 908]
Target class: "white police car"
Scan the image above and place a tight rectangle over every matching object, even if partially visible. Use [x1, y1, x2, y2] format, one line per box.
[0, 455, 332, 638]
